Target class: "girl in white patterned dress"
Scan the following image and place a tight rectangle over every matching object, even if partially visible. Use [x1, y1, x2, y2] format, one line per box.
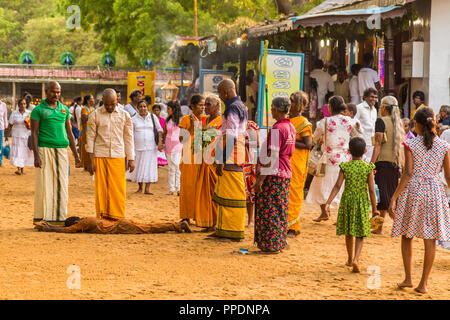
[389, 107, 450, 294]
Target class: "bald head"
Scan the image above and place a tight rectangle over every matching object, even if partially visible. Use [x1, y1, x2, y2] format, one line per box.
[217, 79, 237, 103]
[103, 88, 118, 113]
[45, 81, 61, 105]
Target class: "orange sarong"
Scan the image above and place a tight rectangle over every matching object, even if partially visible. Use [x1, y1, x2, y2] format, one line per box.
[288, 116, 312, 233]
[94, 157, 126, 220]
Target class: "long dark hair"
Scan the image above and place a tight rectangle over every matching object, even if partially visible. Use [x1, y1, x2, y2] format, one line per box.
[166, 100, 182, 125]
[414, 107, 436, 150]
[329, 96, 346, 114]
[83, 94, 93, 106]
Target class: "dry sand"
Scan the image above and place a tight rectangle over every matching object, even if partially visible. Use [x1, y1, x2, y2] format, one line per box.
[0, 157, 449, 300]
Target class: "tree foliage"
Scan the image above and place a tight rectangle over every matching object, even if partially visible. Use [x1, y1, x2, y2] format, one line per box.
[57, 0, 281, 66]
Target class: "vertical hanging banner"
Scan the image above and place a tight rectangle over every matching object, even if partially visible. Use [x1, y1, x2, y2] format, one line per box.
[127, 70, 156, 104]
[257, 41, 305, 128]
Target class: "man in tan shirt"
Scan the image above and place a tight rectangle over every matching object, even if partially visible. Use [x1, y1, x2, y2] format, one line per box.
[34, 217, 192, 234]
[86, 88, 135, 220]
[334, 66, 351, 103]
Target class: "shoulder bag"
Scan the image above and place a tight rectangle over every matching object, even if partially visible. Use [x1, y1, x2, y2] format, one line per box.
[150, 113, 160, 145]
[308, 118, 327, 177]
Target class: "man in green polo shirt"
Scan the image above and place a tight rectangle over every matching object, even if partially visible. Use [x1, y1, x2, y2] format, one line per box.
[30, 81, 81, 225]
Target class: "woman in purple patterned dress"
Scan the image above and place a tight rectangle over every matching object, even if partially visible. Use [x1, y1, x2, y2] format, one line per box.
[254, 97, 296, 253]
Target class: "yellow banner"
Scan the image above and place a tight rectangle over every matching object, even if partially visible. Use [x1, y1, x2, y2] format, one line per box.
[127, 70, 156, 105]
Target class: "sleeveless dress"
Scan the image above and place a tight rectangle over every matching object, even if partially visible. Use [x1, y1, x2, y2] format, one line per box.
[337, 160, 375, 237]
[391, 136, 450, 241]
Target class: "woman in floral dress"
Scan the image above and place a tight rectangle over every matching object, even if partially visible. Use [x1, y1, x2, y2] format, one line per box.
[306, 96, 361, 222]
[389, 107, 450, 294]
[254, 97, 296, 253]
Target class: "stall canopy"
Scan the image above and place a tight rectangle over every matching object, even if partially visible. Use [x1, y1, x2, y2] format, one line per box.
[292, 5, 407, 28]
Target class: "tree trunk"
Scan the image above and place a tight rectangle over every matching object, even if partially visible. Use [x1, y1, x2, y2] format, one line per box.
[274, 0, 293, 15]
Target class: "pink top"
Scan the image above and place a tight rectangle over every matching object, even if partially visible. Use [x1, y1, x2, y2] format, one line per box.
[164, 119, 183, 154]
[321, 105, 331, 118]
[258, 118, 296, 179]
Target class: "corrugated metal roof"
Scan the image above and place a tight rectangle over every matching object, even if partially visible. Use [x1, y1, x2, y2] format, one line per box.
[307, 0, 414, 14]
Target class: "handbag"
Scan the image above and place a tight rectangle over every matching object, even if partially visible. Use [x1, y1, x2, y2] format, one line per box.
[150, 113, 159, 145]
[308, 118, 327, 177]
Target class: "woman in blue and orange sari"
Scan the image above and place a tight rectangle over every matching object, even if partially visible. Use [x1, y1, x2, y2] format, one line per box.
[179, 94, 208, 225]
[287, 91, 312, 237]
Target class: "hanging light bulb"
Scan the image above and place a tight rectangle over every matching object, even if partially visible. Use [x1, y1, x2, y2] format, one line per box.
[236, 38, 242, 45]
[326, 39, 330, 46]
[320, 40, 325, 48]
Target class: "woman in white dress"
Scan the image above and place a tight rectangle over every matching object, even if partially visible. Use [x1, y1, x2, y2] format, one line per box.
[7, 98, 34, 175]
[306, 96, 361, 221]
[130, 100, 164, 194]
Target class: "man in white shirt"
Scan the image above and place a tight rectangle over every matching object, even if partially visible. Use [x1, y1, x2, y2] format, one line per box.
[358, 53, 381, 101]
[355, 88, 378, 162]
[124, 89, 142, 117]
[349, 64, 362, 105]
[310, 59, 334, 108]
[0, 99, 8, 167]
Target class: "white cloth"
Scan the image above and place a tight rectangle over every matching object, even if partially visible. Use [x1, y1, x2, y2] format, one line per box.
[166, 152, 181, 192]
[9, 109, 31, 138]
[306, 164, 343, 205]
[310, 68, 335, 108]
[10, 136, 34, 167]
[0, 101, 8, 130]
[124, 104, 138, 118]
[117, 103, 124, 109]
[349, 76, 361, 105]
[132, 113, 163, 151]
[128, 150, 158, 183]
[358, 67, 379, 99]
[355, 101, 377, 147]
[180, 105, 192, 116]
[9, 110, 33, 167]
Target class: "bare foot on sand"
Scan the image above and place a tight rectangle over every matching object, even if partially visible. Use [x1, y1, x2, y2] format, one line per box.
[345, 260, 352, 267]
[179, 221, 192, 233]
[414, 286, 427, 294]
[371, 228, 382, 234]
[144, 192, 154, 195]
[135, 189, 142, 194]
[397, 281, 413, 289]
[313, 215, 329, 222]
[352, 262, 361, 273]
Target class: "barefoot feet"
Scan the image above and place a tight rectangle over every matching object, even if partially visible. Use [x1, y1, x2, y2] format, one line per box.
[397, 281, 413, 289]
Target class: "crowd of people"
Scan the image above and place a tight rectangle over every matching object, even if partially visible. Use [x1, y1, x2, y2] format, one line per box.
[0, 75, 449, 295]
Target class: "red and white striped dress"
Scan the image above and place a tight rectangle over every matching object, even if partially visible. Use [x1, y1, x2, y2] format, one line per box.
[391, 136, 450, 241]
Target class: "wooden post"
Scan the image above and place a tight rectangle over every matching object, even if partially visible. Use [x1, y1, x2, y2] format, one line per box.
[384, 23, 396, 96]
[238, 42, 247, 99]
[303, 39, 311, 93]
[12, 82, 16, 107]
[42, 82, 46, 99]
[338, 39, 346, 67]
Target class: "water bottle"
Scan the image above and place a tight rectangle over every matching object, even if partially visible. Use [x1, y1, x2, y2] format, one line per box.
[375, 184, 380, 204]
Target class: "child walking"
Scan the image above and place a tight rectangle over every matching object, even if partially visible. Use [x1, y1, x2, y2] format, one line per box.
[325, 137, 379, 273]
[389, 107, 450, 294]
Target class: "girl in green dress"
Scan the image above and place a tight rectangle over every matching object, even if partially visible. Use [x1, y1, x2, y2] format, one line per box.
[325, 137, 379, 273]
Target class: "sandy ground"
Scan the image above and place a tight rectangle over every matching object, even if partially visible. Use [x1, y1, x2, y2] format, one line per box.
[0, 155, 449, 300]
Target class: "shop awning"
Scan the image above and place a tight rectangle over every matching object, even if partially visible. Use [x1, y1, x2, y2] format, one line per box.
[246, 19, 294, 39]
[292, 5, 407, 28]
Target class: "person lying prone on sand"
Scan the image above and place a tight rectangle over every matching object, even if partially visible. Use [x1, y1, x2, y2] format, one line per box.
[34, 217, 192, 234]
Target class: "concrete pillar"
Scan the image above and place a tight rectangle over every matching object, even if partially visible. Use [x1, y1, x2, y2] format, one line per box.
[428, 0, 450, 111]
